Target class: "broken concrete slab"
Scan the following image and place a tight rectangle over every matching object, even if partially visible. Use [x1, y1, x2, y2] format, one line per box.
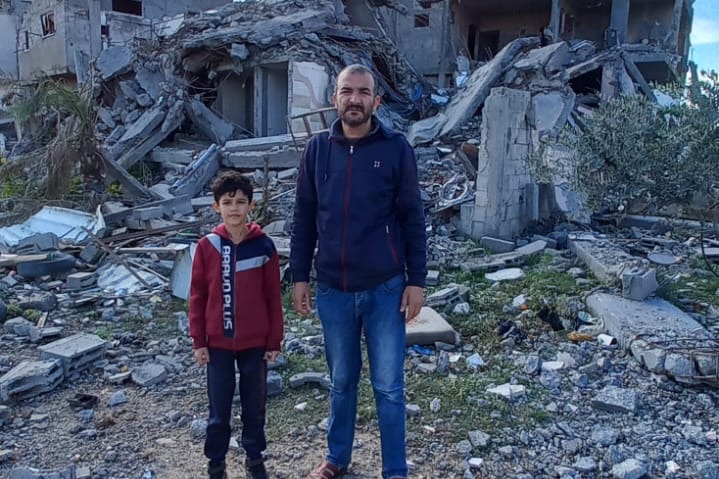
[586, 292, 717, 383]
[135, 66, 165, 101]
[97, 46, 134, 80]
[591, 386, 639, 414]
[103, 195, 193, 226]
[289, 372, 331, 389]
[117, 106, 167, 147]
[150, 147, 196, 165]
[172, 144, 221, 198]
[485, 268, 525, 282]
[568, 235, 635, 284]
[407, 37, 539, 145]
[486, 383, 526, 401]
[436, 38, 537, 137]
[462, 240, 546, 272]
[131, 363, 168, 387]
[406, 307, 458, 346]
[513, 41, 569, 78]
[119, 80, 141, 100]
[38, 333, 108, 375]
[0, 359, 64, 402]
[531, 89, 576, 135]
[480, 236, 515, 254]
[114, 108, 185, 171]
[230, 43, 249, 61]
[185, 99, 234, 145]
[222, 146, 301, 169]
[222, 134, 300, 153]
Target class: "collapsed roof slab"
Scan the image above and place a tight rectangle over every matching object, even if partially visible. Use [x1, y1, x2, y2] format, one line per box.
[407, 37, 538, 145]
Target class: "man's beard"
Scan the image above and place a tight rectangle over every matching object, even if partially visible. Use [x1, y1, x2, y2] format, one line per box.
[341, 105, 371, 127]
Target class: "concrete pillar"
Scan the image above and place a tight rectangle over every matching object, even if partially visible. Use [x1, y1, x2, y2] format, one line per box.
[667, 0, 684, 53]
[550, 0, 561, 42]
[608, 0, 630, 46]
[466, 87, 532, 240]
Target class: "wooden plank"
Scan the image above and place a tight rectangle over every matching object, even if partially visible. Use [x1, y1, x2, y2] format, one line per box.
[0, 254, 48, 268]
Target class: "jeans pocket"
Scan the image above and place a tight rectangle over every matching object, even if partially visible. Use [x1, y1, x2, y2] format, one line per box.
[379, 274, 405, 293]
[317, 282, 334, 295]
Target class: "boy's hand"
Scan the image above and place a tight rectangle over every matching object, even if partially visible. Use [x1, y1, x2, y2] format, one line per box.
[193, 347, 210, 366]
[292, 282, 312, 316]
[264, 350, 281, 362]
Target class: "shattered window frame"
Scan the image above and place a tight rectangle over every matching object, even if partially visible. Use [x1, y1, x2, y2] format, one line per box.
[40, 12, 55, 37]
[111, 0, 143, 16]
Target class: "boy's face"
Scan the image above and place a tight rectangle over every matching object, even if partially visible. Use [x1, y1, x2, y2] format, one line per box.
[212, 190, 253, 228]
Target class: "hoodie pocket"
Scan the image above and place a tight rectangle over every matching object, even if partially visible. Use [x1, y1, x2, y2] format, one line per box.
[385, 225, 399, 265]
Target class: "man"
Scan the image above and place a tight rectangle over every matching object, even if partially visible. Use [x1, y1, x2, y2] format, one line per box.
[290, 64, 427, 479]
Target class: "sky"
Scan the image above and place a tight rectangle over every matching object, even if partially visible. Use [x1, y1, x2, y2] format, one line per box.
[690, 0, 719, 74]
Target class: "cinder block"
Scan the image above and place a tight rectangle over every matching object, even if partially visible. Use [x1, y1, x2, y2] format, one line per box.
[621, 268, 658, 301]
[0, 359, 64, 402]
[39, 333, 107, 375]
[481, 236, 515, 254]
[66, 272, 98, 290]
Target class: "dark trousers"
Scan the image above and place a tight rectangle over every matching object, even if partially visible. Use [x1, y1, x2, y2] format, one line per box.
[204, 347, 267, 463]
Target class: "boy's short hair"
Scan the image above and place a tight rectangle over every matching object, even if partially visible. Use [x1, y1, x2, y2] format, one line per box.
[210, 170, 253, 203]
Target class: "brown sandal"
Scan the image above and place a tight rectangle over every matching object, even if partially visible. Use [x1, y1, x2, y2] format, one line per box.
[305, 461, 346, 479]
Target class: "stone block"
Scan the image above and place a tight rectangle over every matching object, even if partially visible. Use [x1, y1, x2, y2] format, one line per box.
[406, 307, 458, 346]
[480, 236, 515, 253]
[0, 359, 64, 402]
[621, 268, 658, 301]
[38, 333, 107, 375]
[66, 272, 98, 290]
[131, 363, 168, 387]
[289, 372, 331, 389]
[591, 386, 638, 414]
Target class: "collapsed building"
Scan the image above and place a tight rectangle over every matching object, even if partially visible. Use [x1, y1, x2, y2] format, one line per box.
[0, 0, 695, 242]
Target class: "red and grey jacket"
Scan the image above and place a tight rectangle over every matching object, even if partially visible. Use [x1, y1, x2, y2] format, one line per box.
[290, 117, 427, 292]
[189, 223, 284, 352]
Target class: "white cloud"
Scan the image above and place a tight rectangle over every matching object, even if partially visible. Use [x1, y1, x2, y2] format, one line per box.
[691, 18, 719, 45]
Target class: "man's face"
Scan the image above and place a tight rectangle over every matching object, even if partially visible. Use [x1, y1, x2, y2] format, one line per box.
[333, 71, 381, 128]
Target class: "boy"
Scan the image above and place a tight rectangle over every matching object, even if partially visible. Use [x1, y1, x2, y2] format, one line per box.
[189, 170, 284, 479]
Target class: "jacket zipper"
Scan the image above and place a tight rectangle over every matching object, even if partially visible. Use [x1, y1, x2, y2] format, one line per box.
[386, 225, 399, 264]
[341, 145, 354, 291]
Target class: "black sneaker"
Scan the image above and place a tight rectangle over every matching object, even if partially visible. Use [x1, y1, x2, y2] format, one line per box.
[246, 457, 268, 479]
[207, 460, 227, 479]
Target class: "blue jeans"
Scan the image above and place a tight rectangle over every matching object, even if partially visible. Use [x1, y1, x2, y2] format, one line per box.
[316, 274, 407, 479]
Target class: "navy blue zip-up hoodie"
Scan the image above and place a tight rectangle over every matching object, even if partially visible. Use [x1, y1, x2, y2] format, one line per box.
[290, 117, 427, 292]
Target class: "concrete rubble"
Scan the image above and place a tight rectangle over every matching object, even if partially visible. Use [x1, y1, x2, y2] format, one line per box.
[0, 0, 718, 477]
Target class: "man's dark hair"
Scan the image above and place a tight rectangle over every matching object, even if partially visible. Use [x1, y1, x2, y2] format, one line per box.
[210, 170, 253, 203]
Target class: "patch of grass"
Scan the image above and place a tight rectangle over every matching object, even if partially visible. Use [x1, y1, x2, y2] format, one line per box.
[405, 359, 553, 443]
[659, 272, 719, 308]
[94, 325, 112, 340]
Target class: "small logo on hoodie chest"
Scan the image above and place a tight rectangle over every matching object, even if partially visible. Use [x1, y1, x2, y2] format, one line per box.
[374, 160, 381, 168]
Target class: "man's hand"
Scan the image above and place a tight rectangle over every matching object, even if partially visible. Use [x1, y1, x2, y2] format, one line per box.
[400, 285, 424, 323]
[264, 350, 281, 362]
[292, 282, 313, 316]
[193, 347, 210, 366]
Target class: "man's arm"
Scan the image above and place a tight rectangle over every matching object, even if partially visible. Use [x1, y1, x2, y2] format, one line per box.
[289, 139, 319, 284]
[396, 139, 427, 288]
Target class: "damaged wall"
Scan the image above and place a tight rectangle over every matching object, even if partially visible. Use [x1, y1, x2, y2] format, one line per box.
[18, 0, 70, 80]
[454, 0, 550, 63]
[98, 0, 230, 19]
[0, 12, 17, 80]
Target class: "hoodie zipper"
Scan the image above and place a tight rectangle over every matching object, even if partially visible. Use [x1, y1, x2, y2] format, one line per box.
[340, 145, 354, 291]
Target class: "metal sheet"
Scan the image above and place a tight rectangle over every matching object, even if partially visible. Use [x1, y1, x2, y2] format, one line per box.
[0, 206, 105, 248]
